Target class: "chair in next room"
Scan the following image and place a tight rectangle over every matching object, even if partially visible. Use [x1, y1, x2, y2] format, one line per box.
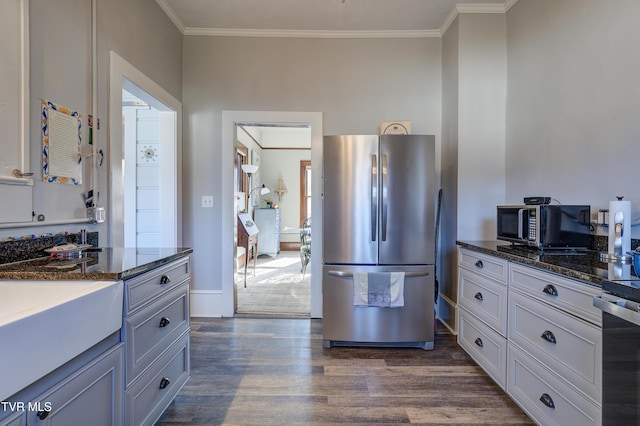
[300, 217, 311, 276]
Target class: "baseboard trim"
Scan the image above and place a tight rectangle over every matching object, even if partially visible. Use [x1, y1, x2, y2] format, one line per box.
[280, 242, 300, 251]
[190, 290, 229, 317]
[437, 293, 458, 335]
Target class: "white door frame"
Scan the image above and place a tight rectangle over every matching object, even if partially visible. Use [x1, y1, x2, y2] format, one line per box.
[221, 111, 323, 318]
[109, 51, 182, 248]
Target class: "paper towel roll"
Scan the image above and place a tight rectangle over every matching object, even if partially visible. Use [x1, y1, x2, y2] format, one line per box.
[608, 198, 631, 256]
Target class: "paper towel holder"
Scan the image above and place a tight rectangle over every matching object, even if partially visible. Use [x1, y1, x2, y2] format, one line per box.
[599, 195, 633, 263]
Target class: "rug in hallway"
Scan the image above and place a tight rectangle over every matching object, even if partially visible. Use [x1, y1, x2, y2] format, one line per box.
[236, 251, 310, 316]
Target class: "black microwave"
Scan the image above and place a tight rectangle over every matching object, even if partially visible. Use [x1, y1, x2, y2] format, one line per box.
[497, 205, 591, 249]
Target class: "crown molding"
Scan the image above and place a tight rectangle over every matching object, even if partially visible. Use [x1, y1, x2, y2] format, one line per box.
[184, 27, 440, 38]
[440, 1, 519, 37]
[156, 0, 186, 34]
[504, 0, 519, 12]
[159, 0, 519, 39]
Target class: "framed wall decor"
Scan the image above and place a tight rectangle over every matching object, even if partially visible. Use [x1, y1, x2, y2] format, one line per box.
[41, 98, 82, 184]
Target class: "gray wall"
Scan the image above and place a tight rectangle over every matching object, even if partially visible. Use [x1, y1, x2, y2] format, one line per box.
[439, 14, 507, 332]
[0, 0, 182, 240]
[506, 0, 640, 237]
[440, 18, 460, 331]
[183, 36, 442, 292]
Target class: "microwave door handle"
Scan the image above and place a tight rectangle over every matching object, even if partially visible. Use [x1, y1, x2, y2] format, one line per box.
[371, 154, 377, 242]
[518, 209, 525, 240]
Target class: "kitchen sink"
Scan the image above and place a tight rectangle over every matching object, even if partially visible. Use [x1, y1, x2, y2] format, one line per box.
[0, 280, 123, 400]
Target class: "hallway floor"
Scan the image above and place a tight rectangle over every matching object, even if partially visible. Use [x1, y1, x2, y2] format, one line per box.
[156, 317, 533, 425]
[236, 251, 310, 317]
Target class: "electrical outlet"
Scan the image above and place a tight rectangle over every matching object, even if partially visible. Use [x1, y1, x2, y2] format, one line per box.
[202, 195, 214, 208]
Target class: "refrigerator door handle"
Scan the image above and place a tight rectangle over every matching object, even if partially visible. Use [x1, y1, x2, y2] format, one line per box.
[328, 270, 430, 278]
[371, 154, 377, 242]
[381, 154, 388, 241]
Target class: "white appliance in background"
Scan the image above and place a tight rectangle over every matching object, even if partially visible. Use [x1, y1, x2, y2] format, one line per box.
[322, 134, 436, 350]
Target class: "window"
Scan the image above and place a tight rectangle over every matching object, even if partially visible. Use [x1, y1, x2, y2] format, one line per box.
[300, 160, 311, 224]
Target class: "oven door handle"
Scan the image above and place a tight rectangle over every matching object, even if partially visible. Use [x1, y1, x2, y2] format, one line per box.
[593, 294, 640, 327]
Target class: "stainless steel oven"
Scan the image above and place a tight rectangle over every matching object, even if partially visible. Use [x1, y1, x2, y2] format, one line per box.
[593, 291, 640, 424]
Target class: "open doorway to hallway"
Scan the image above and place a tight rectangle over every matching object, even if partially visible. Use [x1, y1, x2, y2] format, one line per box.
[234, 124, 311, 317]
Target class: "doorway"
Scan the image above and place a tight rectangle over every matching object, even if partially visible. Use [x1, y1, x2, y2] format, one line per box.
[220, 110, 323, 318]
[234, 124, 312, 316]
[109, 52, 182, 250]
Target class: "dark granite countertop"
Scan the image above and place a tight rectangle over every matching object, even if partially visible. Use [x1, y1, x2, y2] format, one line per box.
[0, 247, 193, 281]
[457, 240, 640, 302]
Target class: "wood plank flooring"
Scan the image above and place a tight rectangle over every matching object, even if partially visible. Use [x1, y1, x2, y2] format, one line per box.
[156, 318, 533, 425]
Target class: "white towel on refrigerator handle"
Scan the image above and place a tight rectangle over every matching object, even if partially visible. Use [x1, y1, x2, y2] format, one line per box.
[352, 271, 405, 308]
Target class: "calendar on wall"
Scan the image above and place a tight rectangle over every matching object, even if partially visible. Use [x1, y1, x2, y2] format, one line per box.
[41, 99, 82, 185]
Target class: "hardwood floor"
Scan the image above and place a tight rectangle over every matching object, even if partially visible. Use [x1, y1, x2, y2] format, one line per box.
[156, 317, 533, 425]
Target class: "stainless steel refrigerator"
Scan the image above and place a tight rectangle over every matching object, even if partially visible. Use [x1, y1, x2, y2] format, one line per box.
[322, 134, 435, 350]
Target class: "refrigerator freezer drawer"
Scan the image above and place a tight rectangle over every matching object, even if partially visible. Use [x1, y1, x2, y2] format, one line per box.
[322, 265, 435, 350]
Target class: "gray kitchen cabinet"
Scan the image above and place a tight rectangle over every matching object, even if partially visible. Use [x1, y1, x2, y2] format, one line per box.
[0, 337, 123, 426]
[26, 344, 124, 426]
[122, 256, 191, 426]
[254, 208, 280, 257]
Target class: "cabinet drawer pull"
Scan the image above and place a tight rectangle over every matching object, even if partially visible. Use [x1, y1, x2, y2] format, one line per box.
[160, 275, 171, 284]
[159, 317, 171, 328]
[540, 330, 557, 344]
[539, 393, 555, 409]
[474, 337, 484, 348]
[36, 410, 50, 420]
[474, 292, 483, 301]
[542, 284, 558, 296]
[159, 377, 171, 390]
[475, 260, 483, 269]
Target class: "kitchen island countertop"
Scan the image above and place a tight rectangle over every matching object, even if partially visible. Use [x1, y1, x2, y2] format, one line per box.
[0, 247, 193, 281]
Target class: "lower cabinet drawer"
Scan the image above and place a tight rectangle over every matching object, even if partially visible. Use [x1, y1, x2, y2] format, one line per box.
[458, 308, 507, 390]
[125, 329, 190, 426]
[507, 343, 600, 426]
[124, 283, 189, 385]
[509, 290, 601, 403]
[459, 248, 508, 284]
[459, 268, 508, 336]
[28, 344, 124, 426]
[125, 257, 190, 314]
[509, 263, 601, 326]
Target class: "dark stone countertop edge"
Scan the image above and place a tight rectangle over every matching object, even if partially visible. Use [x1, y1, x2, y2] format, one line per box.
[456, 240, 605, 288]
[0, 271, 122, 280]
[117, 249, 194, 281]
[0, 248, 193, 281]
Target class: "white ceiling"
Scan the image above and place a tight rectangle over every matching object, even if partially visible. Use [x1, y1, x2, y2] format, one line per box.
[157, 0, 516, 37]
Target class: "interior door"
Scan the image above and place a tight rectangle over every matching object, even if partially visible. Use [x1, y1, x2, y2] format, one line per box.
[323, 135, 378, 265]
[379, 135, 435, 265]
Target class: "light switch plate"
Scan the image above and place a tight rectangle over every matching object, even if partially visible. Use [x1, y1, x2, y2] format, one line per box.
[202, 195, 213, 208]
